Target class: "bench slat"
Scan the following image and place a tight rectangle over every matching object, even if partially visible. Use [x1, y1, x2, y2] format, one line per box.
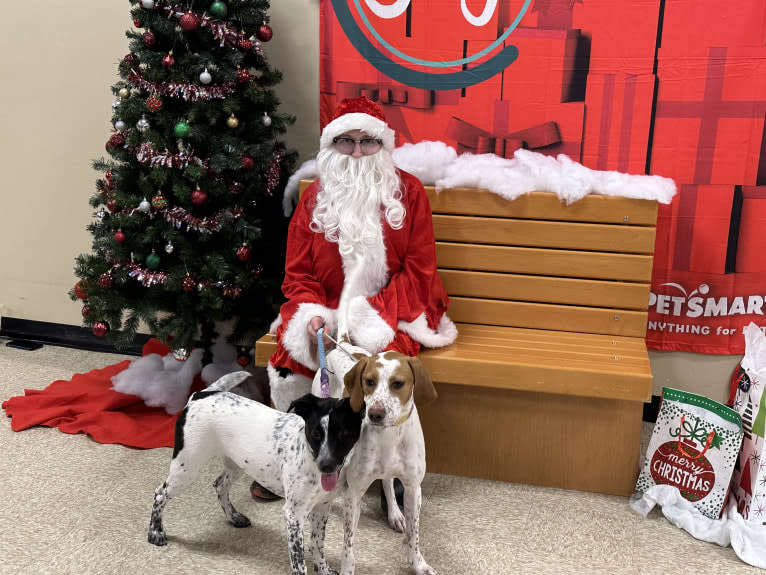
[448, 297, 648, 337]
[438, 269, 649, 310]
[453, 324, 650, 358]
[432, 214, 656, 254]
[437, 243, 654, 282]
[427, 187, 659, 225]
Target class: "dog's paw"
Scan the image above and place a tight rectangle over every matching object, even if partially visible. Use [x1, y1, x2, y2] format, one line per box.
[229, 511, 252, 528]
[387, 507, 406, 533]
[147, 529, 167, 546]
[412, 562, 436, 575]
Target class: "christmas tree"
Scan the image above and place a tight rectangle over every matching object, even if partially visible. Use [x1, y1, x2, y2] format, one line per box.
[71, 0, 295, 361]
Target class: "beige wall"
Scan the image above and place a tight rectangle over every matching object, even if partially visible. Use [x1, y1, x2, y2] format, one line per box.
[0, 1, 739, 404]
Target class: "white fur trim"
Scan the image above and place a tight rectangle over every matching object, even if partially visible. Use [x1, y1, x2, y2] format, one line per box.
[347, 295, 395, 353]
[281, 303, 337, 371]
[398, 312, 458, 348]
[283, 159, 318, 216]
[269, 313, 282, 335]
[320, 112, 395, 152]
[267, 363, 313, 412]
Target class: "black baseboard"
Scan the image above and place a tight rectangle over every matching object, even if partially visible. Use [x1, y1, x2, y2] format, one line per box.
[0, 317, 147, 356]
[643, 395, 661, 423]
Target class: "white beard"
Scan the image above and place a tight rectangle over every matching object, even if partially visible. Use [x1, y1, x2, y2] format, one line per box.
[312, 148, 405, 298]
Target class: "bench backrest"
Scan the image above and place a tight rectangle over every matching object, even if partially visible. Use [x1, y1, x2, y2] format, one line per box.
[299, 180, 659, 339]
[427, 186, 658, 338]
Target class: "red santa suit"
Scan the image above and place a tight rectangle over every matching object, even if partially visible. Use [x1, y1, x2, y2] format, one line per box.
[267, 98, 456, 411]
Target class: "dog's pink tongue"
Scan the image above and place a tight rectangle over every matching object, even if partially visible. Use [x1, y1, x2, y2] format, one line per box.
[321, 472, 338, 491]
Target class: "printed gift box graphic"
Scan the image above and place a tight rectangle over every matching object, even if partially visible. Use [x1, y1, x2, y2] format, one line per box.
[728, 323, 766, 523]
[636, 387, 743, 519]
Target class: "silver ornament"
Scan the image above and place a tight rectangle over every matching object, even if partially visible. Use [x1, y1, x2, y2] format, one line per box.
[199, 68, 212, 84]
[112, 98, 122, 110]
[261, 112, 272, 127]
[138, 198, 151, 212]
[136, 116, 150, 132]
[96, 208, 106, 220]
[140, 0, 155, 9]
[114, 120, 127, 131]
[165, 241, 174, 254]
[173, 347, 189, 361]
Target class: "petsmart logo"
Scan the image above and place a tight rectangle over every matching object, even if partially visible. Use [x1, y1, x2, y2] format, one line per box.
[648, 282, 766, 337]
[332, 0, 532, 90]
[649, 283, 766, 318]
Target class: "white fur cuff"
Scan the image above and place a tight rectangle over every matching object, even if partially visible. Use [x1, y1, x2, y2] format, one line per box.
[398, 313, 458, 348]
[347, 296, 395, 354]
[267, 364, 313, 412]
[280, 302, 337, 371]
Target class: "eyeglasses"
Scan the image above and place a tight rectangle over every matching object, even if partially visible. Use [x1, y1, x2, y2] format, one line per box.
[332, 136, 383, 155]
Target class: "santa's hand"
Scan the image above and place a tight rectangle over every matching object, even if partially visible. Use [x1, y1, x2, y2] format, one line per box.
[308, 316, 335, 353]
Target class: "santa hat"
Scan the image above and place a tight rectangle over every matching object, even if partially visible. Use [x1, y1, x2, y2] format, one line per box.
[319, 97, 395, 152]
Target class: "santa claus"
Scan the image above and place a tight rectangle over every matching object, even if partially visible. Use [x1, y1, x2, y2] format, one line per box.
[267, 96, 457, 412]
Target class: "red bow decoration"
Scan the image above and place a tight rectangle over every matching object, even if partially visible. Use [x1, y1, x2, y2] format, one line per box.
[446, 116, 561, 157]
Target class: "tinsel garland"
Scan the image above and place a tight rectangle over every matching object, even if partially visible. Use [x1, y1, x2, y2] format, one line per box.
[163, 205, 244, 233]
[123, 261, 169, 287]
[152, 1, 264, 54]
[265, 149, 284, 195]
[119, 262, 242, 297]
[127, 71, 237, 101]
[137, 142, 207, 169]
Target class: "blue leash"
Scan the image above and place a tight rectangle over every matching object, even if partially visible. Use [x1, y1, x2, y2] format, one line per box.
[317, 327, 330, 398]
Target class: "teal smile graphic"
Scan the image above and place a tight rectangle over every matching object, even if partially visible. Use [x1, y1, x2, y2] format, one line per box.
[331, 0, 532, 90]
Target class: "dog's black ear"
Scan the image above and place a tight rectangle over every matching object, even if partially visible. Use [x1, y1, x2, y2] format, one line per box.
[287, 393, 319, 421]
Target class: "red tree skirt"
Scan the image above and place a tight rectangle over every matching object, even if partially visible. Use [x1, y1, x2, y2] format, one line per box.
[2, 339, 202, 449]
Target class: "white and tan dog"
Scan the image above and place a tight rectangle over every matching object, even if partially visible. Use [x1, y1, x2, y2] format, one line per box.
[313, 344, 438, 575]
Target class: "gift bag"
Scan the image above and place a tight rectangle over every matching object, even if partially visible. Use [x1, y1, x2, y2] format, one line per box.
[728, 322, 766, 523]
[636, 387, 743, 519]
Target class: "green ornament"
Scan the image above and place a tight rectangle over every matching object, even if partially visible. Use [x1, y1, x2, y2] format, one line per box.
[209, 1, 227, 18]
[146, 251, 161, 270]
[174, 121, 190, 138]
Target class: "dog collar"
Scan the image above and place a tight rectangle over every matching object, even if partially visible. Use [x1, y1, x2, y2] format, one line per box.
[393, 403, 414, 426]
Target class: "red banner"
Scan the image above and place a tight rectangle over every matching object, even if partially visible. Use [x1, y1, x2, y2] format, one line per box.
[319, 0, 766, 354]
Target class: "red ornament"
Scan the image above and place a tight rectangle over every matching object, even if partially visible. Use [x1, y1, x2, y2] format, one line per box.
[106, 133, 125, 151]
[236, 355, 250, 367]
[182, 275, 196, 292]
[162, 52, 175, 69]
[146, 95, 163, 112]
[239, 38, 253, 51]
[151, 194, 168, 210]
[191, 188, 208, 206]
[105, 170, 113, 183]
[123, 53, 136, 66]
[142, 31, 156, 47]
[114, 229, 126, 243]
[236, 244, 252, 262]
[241, 155, 254, 170]
[256, 23, 273, 42]
[74, 281, 89, 300]
[228, 181, 244, 194]
[106, 199, 118, 212]
[92, 321, 109, 338]
[133, 18, 143, 28]
[237, 67, 250, 83]
[81, 304, 91, 317]
[179, 12, 200, 31]
[97, 273, 113, 289]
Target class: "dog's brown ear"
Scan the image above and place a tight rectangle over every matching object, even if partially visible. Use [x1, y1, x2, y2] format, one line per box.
[343, 357, 367, 412]
[409, 356, 437, 407]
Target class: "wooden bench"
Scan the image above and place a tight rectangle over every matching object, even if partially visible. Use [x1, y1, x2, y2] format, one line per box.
[256, 181, 658, 496]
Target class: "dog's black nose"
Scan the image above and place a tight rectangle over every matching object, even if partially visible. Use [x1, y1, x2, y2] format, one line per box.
[368, 409, 385, 424]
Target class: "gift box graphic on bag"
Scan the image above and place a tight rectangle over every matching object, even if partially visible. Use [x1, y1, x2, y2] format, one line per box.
[636, 388, 743, 519]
